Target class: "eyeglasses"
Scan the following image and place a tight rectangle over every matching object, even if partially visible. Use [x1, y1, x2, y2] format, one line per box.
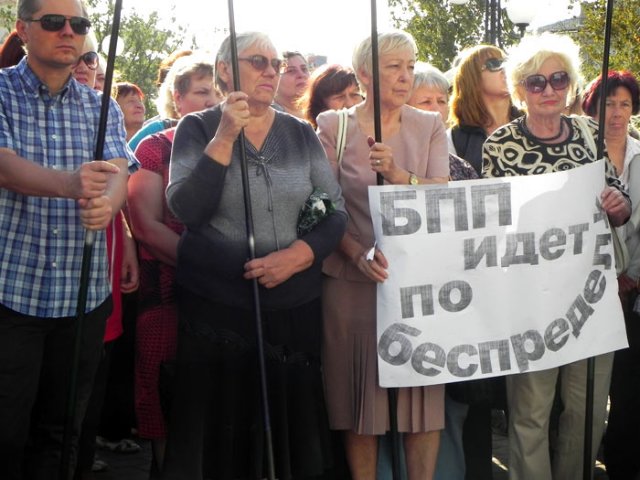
[27, 14, 92, 35]
[521, 71, 570, 94]
[282, 64, 310, 76]
[238, 55, 283, 74]
[75, 51, 98, 70]
[482, 57, 505, 72]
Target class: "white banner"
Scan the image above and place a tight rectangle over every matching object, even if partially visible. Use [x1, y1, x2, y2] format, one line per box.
[370, 161, 628, 388]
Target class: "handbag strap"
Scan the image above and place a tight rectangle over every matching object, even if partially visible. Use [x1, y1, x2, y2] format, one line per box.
[336, 108, 348, 165]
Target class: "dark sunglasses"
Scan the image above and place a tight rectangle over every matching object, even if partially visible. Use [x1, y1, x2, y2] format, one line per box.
[521, 71, 570, 94]
[482, 57, 505, 72]
[28, 14, 92, 35]
[238, 55, 283, 74]
[75, 51, 98, 70]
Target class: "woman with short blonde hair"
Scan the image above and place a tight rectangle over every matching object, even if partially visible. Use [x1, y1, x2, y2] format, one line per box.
[155, 54, 220, 120]
[483, 33, 629, 480]
[318, 30, 448, 480]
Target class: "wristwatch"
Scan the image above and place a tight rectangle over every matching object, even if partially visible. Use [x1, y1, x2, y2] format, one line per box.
[408, 171, 419, 185]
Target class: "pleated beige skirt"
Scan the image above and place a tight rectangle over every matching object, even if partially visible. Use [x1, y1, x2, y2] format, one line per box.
[322, 276, 444, 435]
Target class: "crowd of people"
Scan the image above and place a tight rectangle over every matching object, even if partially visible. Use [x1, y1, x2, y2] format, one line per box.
[0, 0, 638, 479]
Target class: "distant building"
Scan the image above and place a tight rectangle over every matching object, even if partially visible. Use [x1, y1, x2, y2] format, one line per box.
[536, 1, 584, 35]
[536, 14, 584, 34]
[307, 54, 327, 69]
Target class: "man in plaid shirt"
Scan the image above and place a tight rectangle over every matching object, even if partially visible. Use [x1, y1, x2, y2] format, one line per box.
[0, 0, 138, 477]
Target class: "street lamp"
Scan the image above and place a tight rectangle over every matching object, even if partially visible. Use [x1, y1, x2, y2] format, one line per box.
[101, 35, 125, 56]
[448, 0, 536, 45]
[484, 0, 502, 46]
[505, 0, 538, 37]
[448, 0, 501, 45]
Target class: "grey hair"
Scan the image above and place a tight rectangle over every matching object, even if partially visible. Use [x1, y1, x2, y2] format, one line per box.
[17, 0, 41, 20]
[413, 62, 449, 95]
[505, 33, 582, 108]
[215, 31, 276, 94]
[352, 30, 417, 85]
[17, 0, 89, 20]
[155, 53, 215, 119]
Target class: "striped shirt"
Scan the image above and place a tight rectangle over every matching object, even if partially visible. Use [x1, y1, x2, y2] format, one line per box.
[0, 58, 138, 317]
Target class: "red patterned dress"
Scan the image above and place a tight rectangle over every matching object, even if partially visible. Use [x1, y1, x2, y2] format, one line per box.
[133, 129, 184, 438]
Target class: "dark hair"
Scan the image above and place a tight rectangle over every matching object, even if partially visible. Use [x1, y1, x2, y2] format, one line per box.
[283, 51, 305, 63]
[0, 30, 25, 68]
[112, 82, 144, 101]
[582, 70, 640, 116]
[298, 64, 359, 128]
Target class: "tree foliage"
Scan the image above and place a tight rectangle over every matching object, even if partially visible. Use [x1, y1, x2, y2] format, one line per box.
[85, 0, 191, 117]
[0, 1, 191, 116]
[390, 0, 640, 87]
[569, 0, 640, 83]
[0, 4, 14, 34]
[389, 0, 520, 71]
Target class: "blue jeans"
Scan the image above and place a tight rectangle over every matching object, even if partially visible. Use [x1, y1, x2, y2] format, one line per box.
[376, 432, 408, 480]
[434, 394, 468, 480]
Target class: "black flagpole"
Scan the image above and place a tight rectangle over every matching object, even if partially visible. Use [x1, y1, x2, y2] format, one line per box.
[59, 0, 124, 478]
[370, 1, 401, 479]
[584, 1, 614, 478]
[595, 0, 614, 159]
[226, 1, 276, 479]
[370, 0, 384, 187]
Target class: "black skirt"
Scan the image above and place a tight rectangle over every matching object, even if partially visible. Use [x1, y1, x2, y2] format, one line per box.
[161, 287, 347, 480]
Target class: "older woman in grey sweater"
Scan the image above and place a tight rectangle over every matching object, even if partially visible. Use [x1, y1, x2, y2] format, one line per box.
[161, 32, 347, 480]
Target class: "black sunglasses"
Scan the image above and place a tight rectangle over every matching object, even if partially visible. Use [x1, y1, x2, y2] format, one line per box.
[238, 55, 283, 74]
[28, 14, 91, 35]
[482, 57, 505, 72]
[521, 71, 570, 94]
[75, 51, 98, 70]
